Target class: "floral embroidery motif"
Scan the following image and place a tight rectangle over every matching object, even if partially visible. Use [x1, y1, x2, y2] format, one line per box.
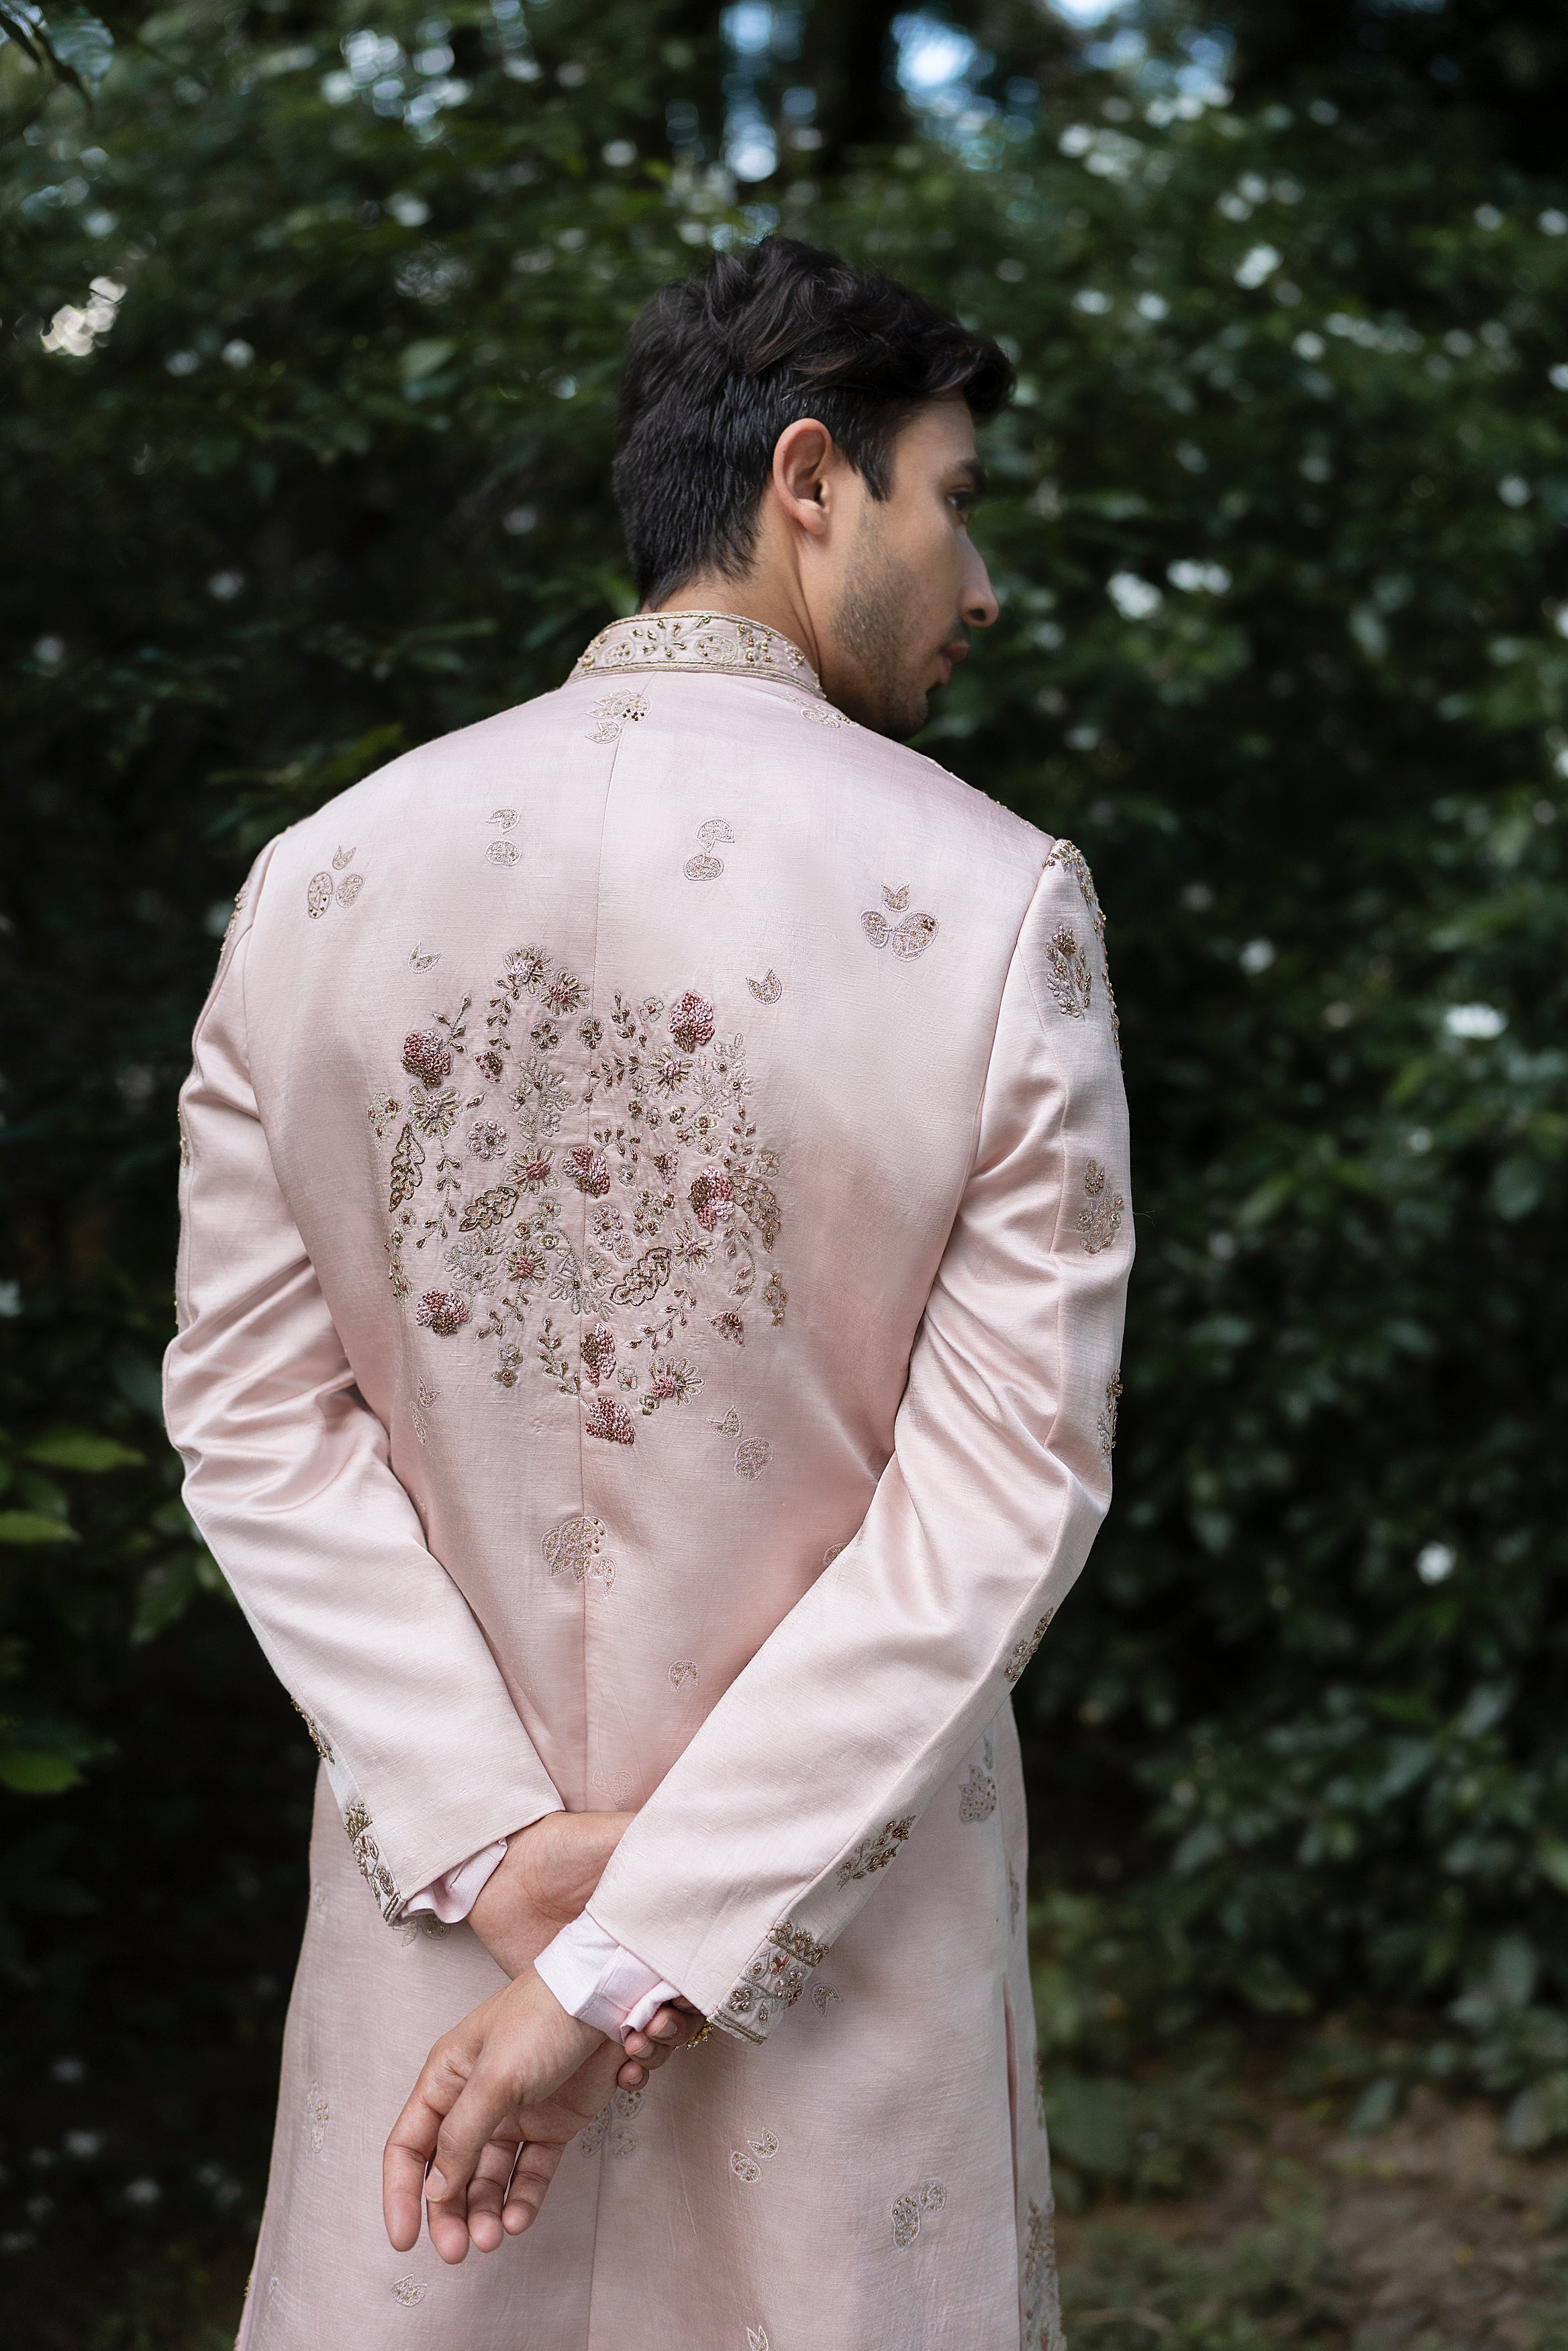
[747, 969, 782, 1002]
[485, 838, 520, 867]
[408, 943, 440, 970]
[336, 873, 364, 905]
[1099, 1370, 1123, 1458]
[543, 1514, 616, 1590]
[342, 1799, 401, 1921]
[332, 845, 356, 871]
[770, 1921, 829, 1968]
[718, 1926, 821, 2044]
[1044, 836, 1121, 1063]
[571, 610, 824, 696]
[734, 1435, 773, 1480]
[730, 2127, 781, 2183]
[588, 690, 649, 746]
[684, 818, 734, 881]
[748, 2329, 771, 2351]
[489, 808, 518, 833]
[863, 883, 939, 961]
[391, 2276, 428, 2307]
[304, 2079, 330, 2154]
[1024, 2195, 1064, 2351]
[375, 947, 785, 1437]
[1003, 1609, 1055, 1687]
[581, 2084, 642, 2158]
[959, 1764, 997, 1823]
[797, 695, 846, 726]
[293, 1701, 334, 1763]
[415, 1287, 469, 1335]
[812, 1983, 840, 2016]
[891, 2179, 948, 2251]
[1044, 926, 1093, 1018]
[668, 1660, 697, 1689]
[836, 1817, 913, 1886]
[1077, 1161, 1126, 1254]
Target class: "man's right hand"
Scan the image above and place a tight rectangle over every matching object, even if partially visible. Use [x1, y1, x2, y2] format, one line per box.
[467, 1809, 632, 1980]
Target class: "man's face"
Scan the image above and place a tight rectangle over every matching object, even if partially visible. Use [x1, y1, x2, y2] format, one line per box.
[820, 399, 999, 738]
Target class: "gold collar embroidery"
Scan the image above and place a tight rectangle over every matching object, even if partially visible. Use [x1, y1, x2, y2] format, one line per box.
[571, 610, 824, 698]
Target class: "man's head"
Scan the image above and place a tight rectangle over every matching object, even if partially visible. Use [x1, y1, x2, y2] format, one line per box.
[613, 236, 1013, 737]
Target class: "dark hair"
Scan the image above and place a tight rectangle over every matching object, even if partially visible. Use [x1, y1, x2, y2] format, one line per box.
[613, 234, 1014, 606]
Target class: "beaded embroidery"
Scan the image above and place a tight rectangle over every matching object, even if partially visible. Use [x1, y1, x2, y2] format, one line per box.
[747, 969, 783, 1003]
[748, 2330, 771, 2351]
[863, 883, 939, 961]
[1003, 1609, 1055, 1686]
[293, 1701, 334, 1764]
[668, 1660, 697, 1689]
[1077, 1161, 1126, 1255]
[307, 865, 364, 918]
[1099, 1370, 1123, 1458]
[342, 1799, 402, 1921]
[836, 1817, 912, 1885]
[959, 1764, 997, 1823]
[1042, 836, 1121, 1062]
[587, 690, 648, 745]
[571, 610, 824, 696]
[304, 2079, 330, 2154]
[1043, 926, 1093, 1018]
[730, 2127, 781, 2182]
[580, 2084, 642, 2159]
[391, 2277, 428, 2307]
[717, 1925, 821, 2044]
[812, 1983, 840, 2016]
[542, 1513, 614, 1589]
[375, 947, 785, 1439]
[891, 2178, 947, 2250]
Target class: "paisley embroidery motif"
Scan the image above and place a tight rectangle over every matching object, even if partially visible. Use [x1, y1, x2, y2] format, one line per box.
[683, 818, 734, 883]
[892, 2178, 948, 2250]
[863, 883, 938, 961]
[747, 969, 782, 1003]
[959, 1764, 997, 1822]
[668, 1660, 698, 1689]
[812, 1983, 840, 2015]
[734, 1435, 772, 1480]
[730, 2126, 781, 2182]
[391, 2276, 428, 2307]
[307, 866, 364, 917]
[377, 949, 785, 1439]
[408, 943, 440, 971]
[580, 2084, 642, 2158]
[485, 838, 520, 867]
[836, 1817, 912, 1885]
[1077, 1161, 1126, 1255]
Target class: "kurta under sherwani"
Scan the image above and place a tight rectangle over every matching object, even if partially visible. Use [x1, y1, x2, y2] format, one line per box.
[164, 612, 1132, 2351]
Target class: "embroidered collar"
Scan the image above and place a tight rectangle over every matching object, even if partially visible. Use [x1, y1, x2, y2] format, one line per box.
[571, 610, 824, 698]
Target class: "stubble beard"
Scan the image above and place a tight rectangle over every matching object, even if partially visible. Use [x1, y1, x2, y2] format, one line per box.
[828, 524, 938, 740]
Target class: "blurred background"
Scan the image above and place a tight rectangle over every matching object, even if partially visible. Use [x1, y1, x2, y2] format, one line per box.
[5, 1, 1568, 2340]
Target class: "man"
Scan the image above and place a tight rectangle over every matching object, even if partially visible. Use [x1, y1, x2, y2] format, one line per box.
[164, 235, 1130, 2350]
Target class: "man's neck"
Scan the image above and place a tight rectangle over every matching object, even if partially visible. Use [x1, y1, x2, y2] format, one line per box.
[650, 576, 824, 679]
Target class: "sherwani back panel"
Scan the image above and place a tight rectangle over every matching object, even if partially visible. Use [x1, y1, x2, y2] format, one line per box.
[164, 616, 1131, 2351]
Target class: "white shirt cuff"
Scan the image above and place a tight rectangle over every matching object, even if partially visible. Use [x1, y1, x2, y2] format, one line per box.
[403, 1837, 509, 1924]
[534, 1910, 683, 2042]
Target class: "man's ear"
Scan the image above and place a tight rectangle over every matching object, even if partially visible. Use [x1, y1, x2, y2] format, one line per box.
[771, 417, 836, 539]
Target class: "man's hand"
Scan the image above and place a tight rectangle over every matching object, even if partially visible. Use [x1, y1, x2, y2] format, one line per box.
[383, 1969, 701, 2262]
[468, 1811, 632, 1979]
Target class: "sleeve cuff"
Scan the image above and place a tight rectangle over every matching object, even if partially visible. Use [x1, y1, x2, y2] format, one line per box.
[534, 1910, 683, 2042]
[403, 1836, 510, 1924]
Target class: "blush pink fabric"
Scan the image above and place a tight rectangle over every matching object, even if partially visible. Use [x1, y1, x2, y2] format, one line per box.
[164, 612, 1130, 2350]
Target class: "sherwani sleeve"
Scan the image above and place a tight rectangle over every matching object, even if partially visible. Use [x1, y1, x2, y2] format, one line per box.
[585, 850, 1131, 2036]
[162, 843, 565, 1919]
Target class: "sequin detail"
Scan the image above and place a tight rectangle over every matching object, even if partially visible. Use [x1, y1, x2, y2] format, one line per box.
[571, 610, 823, 695]
[717, 1925, 820, 2045]
[588, 690, 649, 745]
[1099, 1370, 1123, 1458]
[1043, 926, 1093, 1018]
[892, 2178, 948, 2250]
[836, 1817, 912, 1886]
[959, 1764, 997, 1823]
[307, 865, 363, 917]
[1077, 1161, 1126, 1254]
[862, 884, 939, 961]
[391, 2276, 428, 2307]
[542, 1513, 614, 1589]
[376, 947, 785, 1439]
[1004, 1609, 1055, 1686]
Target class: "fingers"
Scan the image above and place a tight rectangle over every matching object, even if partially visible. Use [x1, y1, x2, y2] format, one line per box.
[620, 2003, 701, 2079]
[383, 2031, 477, 2252]
[461, 2137, 523, 2256]
[501, 2136, 568, 2236]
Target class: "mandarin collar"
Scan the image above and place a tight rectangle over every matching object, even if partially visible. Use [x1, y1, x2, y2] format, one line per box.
[570, 610, 825, 698]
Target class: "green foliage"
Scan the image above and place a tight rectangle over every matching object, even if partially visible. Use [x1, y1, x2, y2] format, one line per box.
[5, 0, 1568, 2318]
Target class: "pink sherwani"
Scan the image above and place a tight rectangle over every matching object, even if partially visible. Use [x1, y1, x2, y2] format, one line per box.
[164, 612, 1131, 2351]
